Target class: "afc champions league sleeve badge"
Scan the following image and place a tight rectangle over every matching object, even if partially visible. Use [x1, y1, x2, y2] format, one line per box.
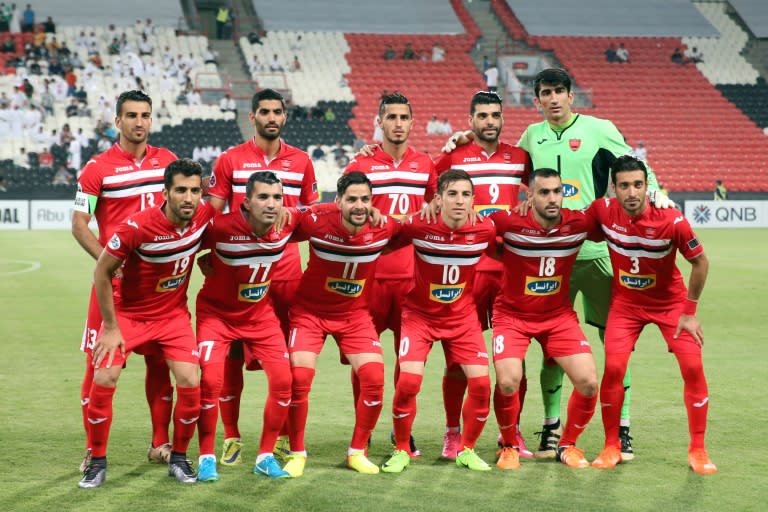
[209, 172, 217, 188]
[108, 233, 121, 250]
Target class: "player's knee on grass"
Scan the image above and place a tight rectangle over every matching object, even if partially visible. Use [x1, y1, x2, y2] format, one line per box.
[93, 366, 121, 387]
[496, 372, 521, 396]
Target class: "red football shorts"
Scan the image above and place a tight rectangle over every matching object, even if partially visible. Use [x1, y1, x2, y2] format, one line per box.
[605, 303, 702, 355]
[369, 277, 413, 335]
[288, 307, 382, 356]
[97, 307, 198, 368]
[196, 312, 288, 369]
[398, 309, 489, 366]
[473, 270, 502, 331]
[270, 278, 301, 334]
[491, 307, 591, 361]
[80, 279, 121, 353]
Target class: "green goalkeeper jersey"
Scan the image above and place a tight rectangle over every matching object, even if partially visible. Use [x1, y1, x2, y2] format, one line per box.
[518, 113, 658, 260]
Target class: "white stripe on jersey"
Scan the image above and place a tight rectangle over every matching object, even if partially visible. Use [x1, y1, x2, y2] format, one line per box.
[455, 163, 525, 172]
[102, 168, 166, 184]
[233, 184, 300, 196]
[601, 225, 671, 247]
[412, 239, 489, 252]
[310, 246, 385, 264]
[216, 251, 286, 267]
[101, 183, 164, 198]
[504, 245, 582, 258]
[216, 237, 291, 253]
[415, 252, 482, 266]
[468, 176, 522, 186]
[310, 236, 389, 252]
[233, 169, 305, 182]
[371, 185, 427, 195]
[605, 240, 673, 260]
[503, 232, 588, 245]
[137, 240, 203, 263]
[140, 226, 207, 252]
[366, 171, 430, 182]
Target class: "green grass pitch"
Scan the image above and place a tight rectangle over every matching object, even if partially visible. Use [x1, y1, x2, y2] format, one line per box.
[1, 228, 766, 511]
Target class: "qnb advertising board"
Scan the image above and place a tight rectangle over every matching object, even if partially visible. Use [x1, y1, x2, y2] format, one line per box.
[0, 200, 97, 230]
[685, 200, 768, 228]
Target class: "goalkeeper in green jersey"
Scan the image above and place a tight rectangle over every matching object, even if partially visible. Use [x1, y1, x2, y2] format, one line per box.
[443, 68, 673, 462]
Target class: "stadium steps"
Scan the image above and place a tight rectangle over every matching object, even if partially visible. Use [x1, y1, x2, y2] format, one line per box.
[207, 38, 254, 140]
[462, 0, 518, 73]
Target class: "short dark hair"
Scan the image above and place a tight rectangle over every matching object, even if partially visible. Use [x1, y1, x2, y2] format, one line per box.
[337, 171, 372, 196]
[116, 90, 152, 116]
[529, 167, 560, 187]
[246, 171, 282, 198]
[438, 169, 473, 194]
[534, 68, 572, 97]
[378, 91, 411, 117]
[610, 155, 647, 184]
[251, 88, 286, 113]
[164, 158, 202, 189]
[470, 90, 502, 114]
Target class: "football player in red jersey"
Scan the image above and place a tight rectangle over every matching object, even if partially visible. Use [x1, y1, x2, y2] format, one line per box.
[489, 169, 598, 470]
[588, 156, 716, 474]
[195, 171, 300, 481]
[207, 89, 318, 464]
[72, 90, 177, 472]
[79, 159, 214, 489]
[382, 170, 496, 474]
[344, 91, 437, 455]
[433, 91, 533, 459]
[284, 172, 399, 477]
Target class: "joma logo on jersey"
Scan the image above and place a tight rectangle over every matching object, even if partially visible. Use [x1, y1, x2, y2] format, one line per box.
[325, 277, 365, 297]
[238, 281, 271, 302]
[619, 270, 656, 290]
[475, 204, 508, 216]
[429, 282, 466, 303]
[524, 275, 562, 295]
[156, 273, 188, 292]
[562, 180, 581, 200]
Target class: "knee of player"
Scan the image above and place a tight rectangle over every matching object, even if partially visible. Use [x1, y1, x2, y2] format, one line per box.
[495, 373, 520, 396]
[574, 375, 598, 397]
[467, 374, 491, 398]
[396, 371, 423, 396]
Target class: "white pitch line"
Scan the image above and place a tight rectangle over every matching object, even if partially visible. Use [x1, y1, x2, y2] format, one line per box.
[0, 259, 42, 276]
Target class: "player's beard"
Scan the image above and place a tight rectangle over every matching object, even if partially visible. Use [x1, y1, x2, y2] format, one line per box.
[474, 126, 500, 143]
[255, 121, 284, 141]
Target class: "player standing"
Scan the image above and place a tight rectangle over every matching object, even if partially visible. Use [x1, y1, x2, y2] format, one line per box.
[344, 91, 436, 455]
[489, 169, 598, 470]
[284, 172, 397, 477]
[72, 90, 177, 471]
[587, 156, 716, 474]
[78, 159, 213, 488]
[195, 171, 299, 481]
[433, 90, 532, 459]
[206, 88, 318, 464]
[382, 170, 496, 473]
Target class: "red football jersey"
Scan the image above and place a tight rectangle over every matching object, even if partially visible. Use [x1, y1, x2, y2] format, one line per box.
[104, 201, 215, 320]
[434, 141, 531, 272]
[490, 208, 594, 318]
[196, 205, 302, 323]
[291, 211, 401, 317]
[75, 143, 178, 246]
[397, 215, 496, 317]
[208, 138, 318, 281]
[344, 146, 437, 279]
[586, 198, 705, 309]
